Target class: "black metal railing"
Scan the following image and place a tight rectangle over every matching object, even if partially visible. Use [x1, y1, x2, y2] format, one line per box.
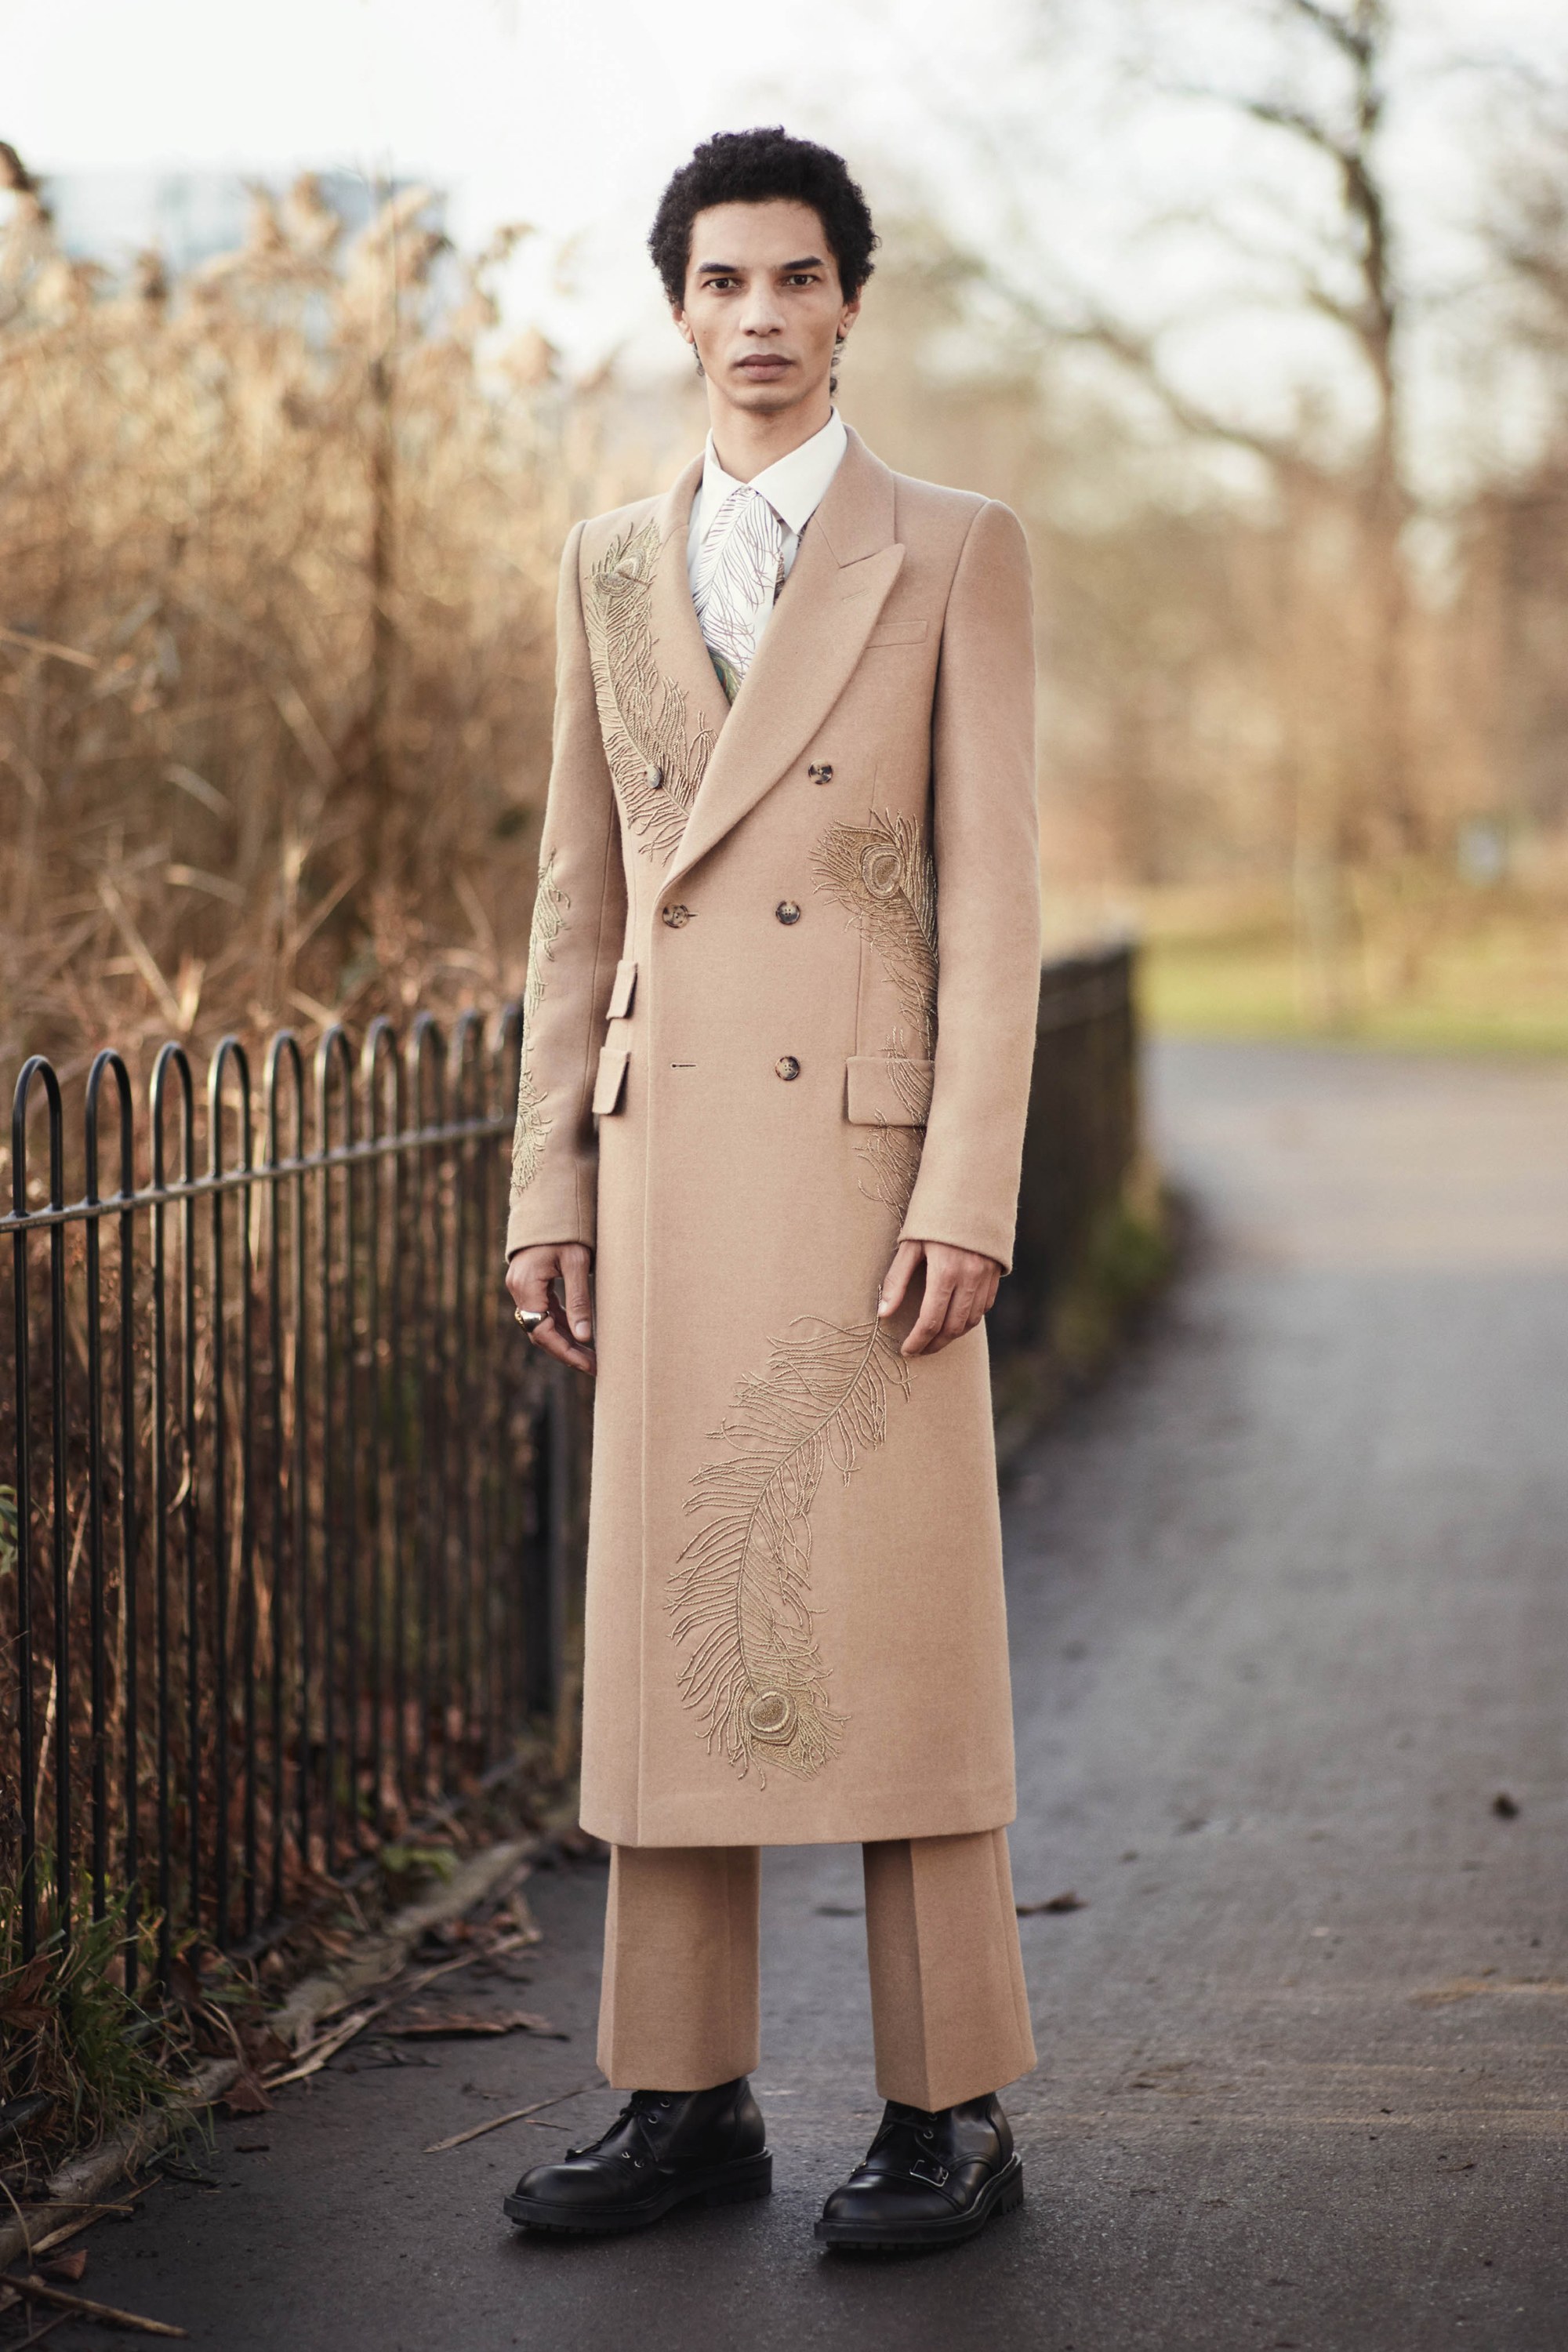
[2, 942, 1139, 1988]
[2, 1004, 580, 1988]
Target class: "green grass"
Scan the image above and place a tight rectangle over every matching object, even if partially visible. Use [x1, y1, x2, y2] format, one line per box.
[1138, 887, 1568, 1056]
[0, 1889, 176, 2176]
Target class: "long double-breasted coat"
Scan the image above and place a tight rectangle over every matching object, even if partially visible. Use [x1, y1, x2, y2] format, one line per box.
[505, 427, 1040, 1848]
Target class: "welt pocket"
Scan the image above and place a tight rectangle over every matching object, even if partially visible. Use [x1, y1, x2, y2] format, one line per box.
[606, 957, 637, 1019]
[592, 1043, 630, 1116]
[866, 617, 929, 648]
[845, 1055, 934, 1127]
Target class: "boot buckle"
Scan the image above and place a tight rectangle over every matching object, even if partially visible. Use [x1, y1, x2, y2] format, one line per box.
[909, 2156, 949, 2186]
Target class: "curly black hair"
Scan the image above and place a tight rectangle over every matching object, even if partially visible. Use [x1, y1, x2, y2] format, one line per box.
[648, 127, 878, 307]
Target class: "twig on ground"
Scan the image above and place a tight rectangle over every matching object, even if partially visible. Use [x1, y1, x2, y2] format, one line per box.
[267, 1930, 539, 2086]
[23, 2183, 151, 2263]
[3, 2273, 187, 2336]
[425, 2082, 595, 2154]
[262, 2007, 379, 2090]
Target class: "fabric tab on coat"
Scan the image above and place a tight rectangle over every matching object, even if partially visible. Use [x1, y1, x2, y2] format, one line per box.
[593, 1044, 630, 1116]
[606, 959, 638, 1019]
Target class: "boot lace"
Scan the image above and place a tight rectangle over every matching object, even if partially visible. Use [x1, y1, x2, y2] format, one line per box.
[566, 2089, 673, 2163]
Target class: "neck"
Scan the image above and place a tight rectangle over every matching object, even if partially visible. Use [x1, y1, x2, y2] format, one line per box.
[706, 389, 833, 483]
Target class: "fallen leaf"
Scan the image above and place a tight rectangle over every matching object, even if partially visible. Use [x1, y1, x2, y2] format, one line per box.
[241, 2026, 291, 2071]
[41, 2252, 87, 2283]
[383, 2006, 564, 2040]
[220, 2072, 273, 2116]
[1017, 1892, 1086, 1915]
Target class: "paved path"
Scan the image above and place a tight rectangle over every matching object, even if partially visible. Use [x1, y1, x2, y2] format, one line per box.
[78, 1040, 1568, 2350]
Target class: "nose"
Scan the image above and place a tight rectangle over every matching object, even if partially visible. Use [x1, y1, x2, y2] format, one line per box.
[739, 283, 785, 337]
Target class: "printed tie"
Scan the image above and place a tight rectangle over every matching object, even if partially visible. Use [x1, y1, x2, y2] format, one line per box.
[691, 485, 786, 702]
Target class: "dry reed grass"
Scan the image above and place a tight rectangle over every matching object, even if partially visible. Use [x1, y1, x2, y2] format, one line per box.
[0, 158, 666, 1098]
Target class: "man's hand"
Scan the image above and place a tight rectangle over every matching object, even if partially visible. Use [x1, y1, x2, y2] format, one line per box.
[878, 1239, 1002, 1359]
[506, 1242, 596, 1375]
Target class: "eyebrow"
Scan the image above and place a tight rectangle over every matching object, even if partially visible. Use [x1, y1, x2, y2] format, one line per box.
[695, 254, 827, 274]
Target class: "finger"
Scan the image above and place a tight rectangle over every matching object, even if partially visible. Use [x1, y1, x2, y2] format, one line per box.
[902, 1265, 955, 1358]
[922, 1273, 979, 1356]
[878, 1240, 921, 1320]
[560, 1245, 594, 1344]
[507, 1254, 557, 1316]
[530, 1319, 596, 1376]
[942, 1272, 985, 1341]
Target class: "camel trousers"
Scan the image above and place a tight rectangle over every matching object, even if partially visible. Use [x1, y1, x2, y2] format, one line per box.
[597, 1828, 1037, 2112]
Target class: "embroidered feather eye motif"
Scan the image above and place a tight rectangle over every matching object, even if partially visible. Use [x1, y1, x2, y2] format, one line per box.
[811, 811, 938, 1058]
[861, 844, 905, 898]
[670, 1316, 910, 1785]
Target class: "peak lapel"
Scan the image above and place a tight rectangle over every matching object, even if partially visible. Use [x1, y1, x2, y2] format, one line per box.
[662, 432, 904, 889]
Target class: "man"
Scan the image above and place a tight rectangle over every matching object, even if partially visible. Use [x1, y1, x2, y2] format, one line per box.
[502, 126, 1040, 2252]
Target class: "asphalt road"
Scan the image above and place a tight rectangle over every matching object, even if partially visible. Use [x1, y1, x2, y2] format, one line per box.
[74, 1039, 1568, 2350]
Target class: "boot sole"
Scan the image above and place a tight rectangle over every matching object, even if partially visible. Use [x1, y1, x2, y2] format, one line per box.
[814, 2154, 1024, 2252]
[504, 2149, 772, 2235]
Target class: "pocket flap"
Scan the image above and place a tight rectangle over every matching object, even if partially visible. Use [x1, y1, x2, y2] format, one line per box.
[845, 1055, 934, 1126]
[592, 1044, 630, 1116]
[866, 617, 929, 648]
[606, 958, 637, 1019]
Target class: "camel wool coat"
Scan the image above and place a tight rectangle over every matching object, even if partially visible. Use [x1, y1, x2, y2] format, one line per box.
[505, 427, 1040, 1848]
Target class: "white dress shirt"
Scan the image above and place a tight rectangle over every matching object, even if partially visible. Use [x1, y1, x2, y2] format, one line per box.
[686, 407, 848, 667]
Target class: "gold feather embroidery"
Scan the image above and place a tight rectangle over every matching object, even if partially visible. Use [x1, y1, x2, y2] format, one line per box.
[510, 851, 568, 1201]
[583, 515, 715, 861]
[670, 1316, 910, 1786]
[812, 810, 938, 1058]
[856, 1116, 924, 1221]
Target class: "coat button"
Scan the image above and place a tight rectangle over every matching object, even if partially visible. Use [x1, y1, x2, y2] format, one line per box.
[646, 762, 665, 791]
[807, 762, 833, 784]
[775, 900, 801, 925]
[661, 904, 692, 928]
[775, 1055, 800, 1081]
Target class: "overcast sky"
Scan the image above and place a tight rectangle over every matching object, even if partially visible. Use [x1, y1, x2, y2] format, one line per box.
[9, 0, 1568, 461]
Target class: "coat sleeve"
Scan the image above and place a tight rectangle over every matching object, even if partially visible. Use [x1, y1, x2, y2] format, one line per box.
[898, 499, 1040, 1274]
[503, 521, 627, 1262]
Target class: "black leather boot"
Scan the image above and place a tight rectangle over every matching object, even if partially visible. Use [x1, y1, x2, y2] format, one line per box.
[815, 2092, 1023, 2252]
[503, 2078, 771, 2234]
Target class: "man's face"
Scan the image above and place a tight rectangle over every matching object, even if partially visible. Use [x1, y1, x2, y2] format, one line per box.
[674, 198, 858, 417]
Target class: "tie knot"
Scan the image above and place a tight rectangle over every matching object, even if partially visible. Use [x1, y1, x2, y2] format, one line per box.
[729, 483, 782, 537]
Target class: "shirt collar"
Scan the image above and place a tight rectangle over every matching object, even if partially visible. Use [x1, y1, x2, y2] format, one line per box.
[692, 407, 848, 543]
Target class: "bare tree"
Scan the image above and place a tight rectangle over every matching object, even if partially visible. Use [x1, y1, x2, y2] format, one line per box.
[970, 0, 1431, 1018]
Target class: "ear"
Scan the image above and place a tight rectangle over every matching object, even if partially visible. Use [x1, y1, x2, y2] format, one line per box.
[671, 303, 695, 346]
[837, 291, 863, 339]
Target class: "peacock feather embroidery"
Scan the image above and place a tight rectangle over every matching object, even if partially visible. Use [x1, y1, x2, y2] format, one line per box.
[509, 851, 568, 1202]
[856, 1116, 924, 1222]
[583, 515, 716, 861]
[812, 810, 938, 1057]
[670, 1316, 910, 1785]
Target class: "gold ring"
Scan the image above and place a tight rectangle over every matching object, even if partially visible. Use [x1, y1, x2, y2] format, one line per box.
[515, 1308, 547, 1334]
